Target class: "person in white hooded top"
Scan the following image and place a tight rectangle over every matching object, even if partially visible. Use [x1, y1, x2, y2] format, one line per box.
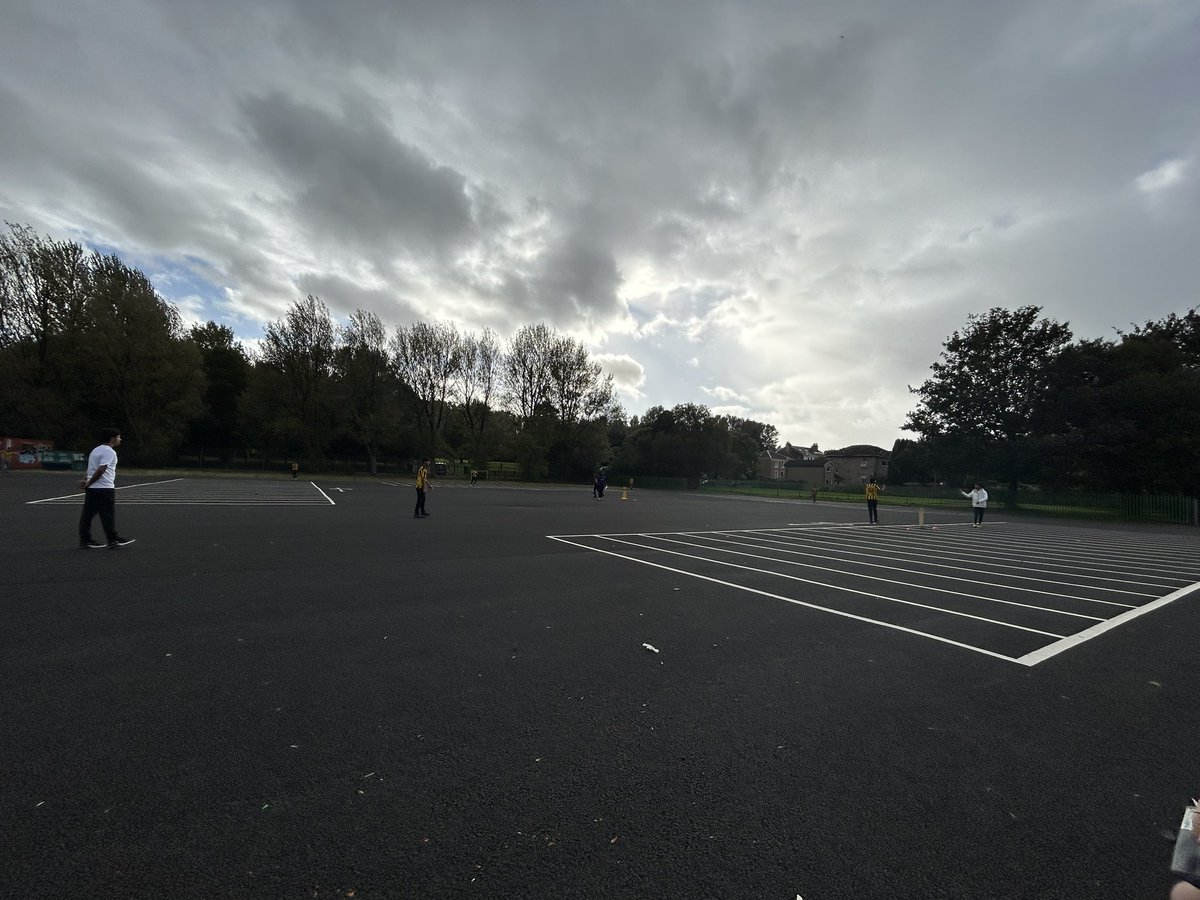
[962, 482, 988, 528]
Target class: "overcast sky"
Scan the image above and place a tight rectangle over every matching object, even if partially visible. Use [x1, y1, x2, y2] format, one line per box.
[2, 0, 1197, 450]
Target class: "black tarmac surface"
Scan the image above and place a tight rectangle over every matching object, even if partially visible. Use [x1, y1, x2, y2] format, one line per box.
[2, 472, 1198, 899]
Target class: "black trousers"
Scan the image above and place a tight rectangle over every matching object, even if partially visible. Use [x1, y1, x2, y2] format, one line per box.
[973, 507, 986, 524]
[414, 488, 427, 515]
[80, 488, 118, 542]
[867, 499, 878, 523]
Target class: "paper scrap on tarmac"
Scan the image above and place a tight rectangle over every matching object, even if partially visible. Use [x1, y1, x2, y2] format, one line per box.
[642, 643, 659, 653]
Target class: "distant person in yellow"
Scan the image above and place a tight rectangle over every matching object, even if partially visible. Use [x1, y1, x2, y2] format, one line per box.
[414, 458, 432, 518]
[865, 476, 883, 524]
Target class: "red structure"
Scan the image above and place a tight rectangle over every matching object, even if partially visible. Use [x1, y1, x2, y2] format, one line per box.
[0, 437, 55, 470]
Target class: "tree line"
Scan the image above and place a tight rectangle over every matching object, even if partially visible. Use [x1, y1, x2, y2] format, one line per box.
[0, 223, 779, 480]
[896, 304, 1200, 495]
[6, 223, 1194, 491]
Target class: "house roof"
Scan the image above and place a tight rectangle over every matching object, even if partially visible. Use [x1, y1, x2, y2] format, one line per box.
[784, 458, 826, 468]
[825, 444, 891, 458]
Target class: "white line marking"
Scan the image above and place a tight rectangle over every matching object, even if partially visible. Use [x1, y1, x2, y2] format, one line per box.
[25, 477, 186, 504]
[644, 533, 1107, 621]
[908, 528, 1200, 579]
[597, 534, 1066, 638]
[311, 482, 336, 505]
[1016, 581, 1200, 666]
[114, 500, 334, 505]
[729, 530, 1160, 598]
[547, 536, 1023, 665]
[765, 528, 1179, 593]
[714, 529, 1151, 601]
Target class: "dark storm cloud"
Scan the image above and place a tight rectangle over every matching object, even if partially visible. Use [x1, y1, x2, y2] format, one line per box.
[532, 236, 623, 325]
[239, 91, 476, 260]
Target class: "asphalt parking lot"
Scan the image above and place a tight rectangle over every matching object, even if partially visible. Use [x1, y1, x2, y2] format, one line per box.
[3, 472, 1198, 898]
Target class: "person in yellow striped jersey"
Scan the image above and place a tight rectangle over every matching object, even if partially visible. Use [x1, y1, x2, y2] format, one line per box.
[414, 458, 432, 518]
[864, 476, 883, 524]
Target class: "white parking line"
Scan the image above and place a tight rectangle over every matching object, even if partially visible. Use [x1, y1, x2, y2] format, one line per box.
[25, 477, 336, 505]
[698, 531, 1147, 603]
[547, 535, 1024, 665]
[25, 478, 186, 504]
[596, 534, 1067, 638]
[550, 521, 1200, 665]
[643, 533, 1111, 620]
[771, 528, 1191, 591]
[1017, 582, 1200, 666]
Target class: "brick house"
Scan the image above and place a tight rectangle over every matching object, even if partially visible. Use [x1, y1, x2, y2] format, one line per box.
[757, 449, 789, 480]
[783, 458, 827, 486]
[822, 445, 891, 485]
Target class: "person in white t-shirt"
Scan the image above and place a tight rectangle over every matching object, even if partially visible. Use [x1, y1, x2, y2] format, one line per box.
[78, 427, 134, 549]
[961, 482, 988, 528]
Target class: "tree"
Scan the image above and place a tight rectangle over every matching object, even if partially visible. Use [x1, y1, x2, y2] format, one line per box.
[498, 322, 621, 479]
[888, 438, 938, 485]
[455, 327, 501, 466]
[186, 322, 250, 462]
[1039, 328, 1200, 493]
[1128, 308, 1200, 364]
[85, 254, 205, 463]
[0, 224, 94, 441]
[257, 295, 338, 467]
[613, 403, 733, 486]
[391, 319, 462, 456]
[904, 306, 1073, 494]
[336, 309, 400, 475]
[547, 337, 615, 427]
[0, 222, 91, 357]
[501, 322, 556, 428]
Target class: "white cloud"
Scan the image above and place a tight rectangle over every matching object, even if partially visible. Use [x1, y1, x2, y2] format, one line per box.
[1135, 157, 1191, 194]
[703, 385, 750, 404]
[594, 353, 646, 405]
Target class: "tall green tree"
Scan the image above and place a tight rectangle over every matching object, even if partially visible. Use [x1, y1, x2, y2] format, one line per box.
[85, 254, 205, 463]
[0, 224, 93, 440]
[255, 295, 338, 467]
[454, 327, 501, 467]
[1039, 324, 1200, 492]
[499, 322, 620, 479]
[905, 306, 1073, 494]
[501, 322, 556, 428]
[391, 319, 462, 457]
[547, 338, 615, 427]
[0, 223, 91, 356]
[336, 309, 400, 474]
[614, 403, 735, 486]
[186, 321, 250, 462]
[888, 438, 938, 485]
